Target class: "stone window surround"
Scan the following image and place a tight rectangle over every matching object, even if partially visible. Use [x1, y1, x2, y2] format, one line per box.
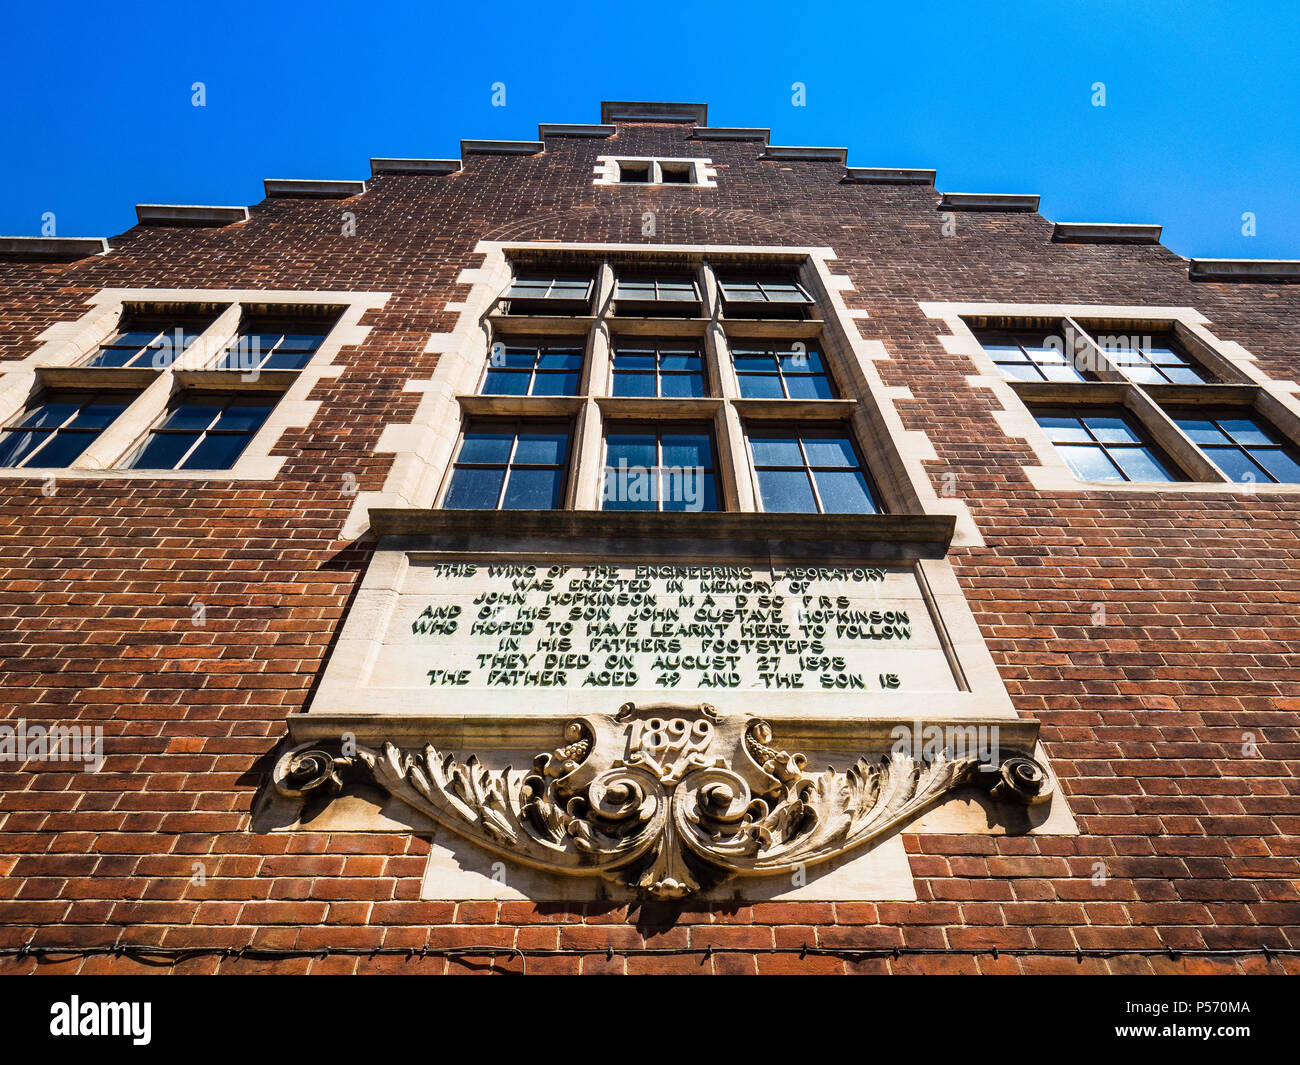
[0, 287, 389, 481]
[592, 156, 718, 188]
[344, 240, 980, 545]
[925, 300, 1300, 495]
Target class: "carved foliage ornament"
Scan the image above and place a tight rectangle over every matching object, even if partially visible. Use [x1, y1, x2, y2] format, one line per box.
[274, 704, 1052, 900]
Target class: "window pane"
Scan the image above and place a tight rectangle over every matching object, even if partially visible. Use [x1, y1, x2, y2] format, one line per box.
[503, 467, 563, 509]
[537, 350, 582, 370]
[612, 372, 656, 398]
[750, 436, 803, 466]
[779, 350, 824, 373]
[1217, 418, 1274, 447]
[1083, 416, 1140, 444]
[737, 375, 784, 399]
[814, 469, 877, 514]
[660, 373, 704, 398]
[762, 282, 808, 303]
[549, 279, 590, 297]
[129, 432, 200, 470]
[784, 374, 835, 399]
[1109, 446, 1176, 483]
[801, 436, 858, 467]
[614, 352, 656, 371]
[1042, 363, 1087, 383]
[1056, 445, 1122, 481]
[661, 432, 712, 469]
[530, 372, 579, 396]
[757, 469, 817, 512]
[263, 350, 314, 370]
[1146, 344, 1187, 366]
[482, 369, 530, 395]
[606, 433, 656, 468]
[1003, 362, 1045, 381]
[721, 282, 763, 301]
[162, 403, 224, 431]
[444, 466, 505, 509]
[1174, 418, 1230, 445]
[499, 347, 539, 368]
[602, 469, 652, 510]
[662, 468, 714, 511]
[31, 431, 96, 468]
[1165, 367, 1206, 384]
[181, 432, 251, 470]
[733, 354, 776, 372]
[277, 333, 326, 351]
[18, 402, 80, 430]
[514, 430, 568, 466]
[67, 399, 129, 429]
[1036, 416, 1088, 443]
[215, 403, 272, 432]
[1210, 447, 1268, 484]
[90, 347, 140, 368]
[1126, 366, 1167, 384]
[0, 430, 45, 467]
[658, 351, 700, 372]
[458, 431, 515, 465]
[1253, 448, 1300, 483]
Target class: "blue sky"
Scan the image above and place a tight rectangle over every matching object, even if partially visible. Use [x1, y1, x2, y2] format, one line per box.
[1, 1, 1296, 258]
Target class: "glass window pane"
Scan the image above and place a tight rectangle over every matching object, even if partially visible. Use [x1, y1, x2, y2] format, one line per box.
[67, 399, 129, 429]
[537, 350, 582, 370]
[612, 372, 656, 398]
[444, 466, 505, 509]
[1109, 446, 1176, 483]
[109, 331, 161, 348]
[602, 468, 655, 510]
[263, 350, 314, 370]
[606, 433, 656, 468]
[18, 402, 80, 429]
[31, 431, 96, 468]
[549, 279, 591, 297]
[1126, 366, 1167, 384]
[1217, 418, 1274, 447]
[181, 432, 250, 470]
[762, 282, 808, 303]
[750, 436, 803, 466]
[1164, 367, 1206, 384]
[784, 375, 835, 399]
[1083, 416, 1140, 444]
[499, 347, 539, 368]
[660, 374, 704, 398]
[1253, 448, 1300, 484]
[1036, 416, 1088, 442]
[801, 435, 858, 467]
[737, 375, 784, 400]
[779, 350, 824, 373]
[129, 432, 200, 470]
[457, 430, 514, 464]
[482, 369, 530, 395]
[614, 352, 656, 371]
[513, 431, 568, 465]
[1174, 418, 1230, 445]
[90, 347, 139, 368]
[722, 282, 763, 302]
[277, 334, 326, 350]
[1146, 345, 1186, 366]
[616, 280, 656, 299]
[1003, 362, 1045, 381]
[662, 432, 712, 469]
[215, 403, 272, 432]
[757, 469, 817, 512]
[530, 372, 579, 396]
[1056, 444, 1122, 481]
[733, 354, 776, 372]
[163, 403, 224, 431]
[1210, 447, 1269, 484]
[0, 430, 47, 467]
[662, 467, 713, 511]
[658, 351, 700, 372]
[1041, 363, 1086, 383]
[503, 467, 563, 509]
[814, 469, 877, 514]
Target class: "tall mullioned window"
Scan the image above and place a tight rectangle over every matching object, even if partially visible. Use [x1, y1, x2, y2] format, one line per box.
[482, 341, 583, 396]
[126, 394, 274, 471]
[1033, 408, 1181, 483]
[748, 428, 879, 514]
[974, 329, 1090, 383]
[611, 342, 706, 398]
[443, 422, 571, 510]
[602, 425, 717, 512]
[733, 342, 836, 399]
[0, 392, 132, 468]
[1167, 410, 1300, 484]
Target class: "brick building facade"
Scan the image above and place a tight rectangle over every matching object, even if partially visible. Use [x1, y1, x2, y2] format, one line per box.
[0, 100, 1297, 976]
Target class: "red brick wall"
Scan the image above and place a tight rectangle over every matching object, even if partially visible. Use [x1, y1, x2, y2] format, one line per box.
[1, 120, 1297, 975]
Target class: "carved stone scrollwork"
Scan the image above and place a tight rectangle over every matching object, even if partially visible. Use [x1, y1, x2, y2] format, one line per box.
[273, 704, 1054, 900]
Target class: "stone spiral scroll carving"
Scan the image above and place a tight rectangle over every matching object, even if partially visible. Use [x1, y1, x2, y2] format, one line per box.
[273, 704, 1053, 900]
